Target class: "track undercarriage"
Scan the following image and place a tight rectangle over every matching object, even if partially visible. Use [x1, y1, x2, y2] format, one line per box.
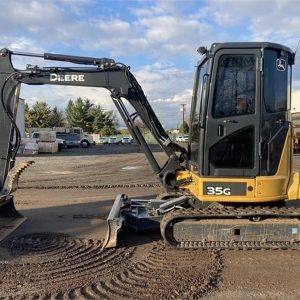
[161, 205, 300, 250]
[103, 194, 300, 251]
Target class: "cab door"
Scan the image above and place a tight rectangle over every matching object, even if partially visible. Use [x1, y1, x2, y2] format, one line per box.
[203, 49, 261, 177]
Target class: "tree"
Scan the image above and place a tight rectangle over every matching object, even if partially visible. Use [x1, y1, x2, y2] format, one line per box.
[66, 98, 117, 134]
[48, 106, 65, 127]
[25, 101, 51, 128]
[179, 121, 189, 134]
[66, 97, 94, 133]
[100, 125, 116, 136]
[91, 105, 117, 134]
[24, 103, 31, 130]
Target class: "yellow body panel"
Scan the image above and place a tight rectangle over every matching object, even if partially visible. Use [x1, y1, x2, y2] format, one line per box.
[177, 125, 300, 203]
[287, 172, 300, 200]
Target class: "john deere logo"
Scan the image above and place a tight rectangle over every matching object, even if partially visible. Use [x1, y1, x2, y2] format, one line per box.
[50, 74, 85, 82]
[276, 58, 286, 71]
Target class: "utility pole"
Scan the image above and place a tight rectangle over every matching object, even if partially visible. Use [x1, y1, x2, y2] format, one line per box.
[180, 104, 186, 126]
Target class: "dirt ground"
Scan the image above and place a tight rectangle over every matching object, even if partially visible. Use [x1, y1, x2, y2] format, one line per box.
[1, 144, 300, 299]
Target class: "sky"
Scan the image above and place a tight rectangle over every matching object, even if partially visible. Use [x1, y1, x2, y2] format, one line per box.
[1, 0, 300, 128]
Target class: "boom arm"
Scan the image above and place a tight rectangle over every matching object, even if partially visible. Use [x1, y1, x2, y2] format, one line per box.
[0, 48, 186, 193]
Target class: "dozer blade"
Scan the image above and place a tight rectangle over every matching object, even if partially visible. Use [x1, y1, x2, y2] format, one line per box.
[102, 194, 164, 250]
[102, 194, 129, 250]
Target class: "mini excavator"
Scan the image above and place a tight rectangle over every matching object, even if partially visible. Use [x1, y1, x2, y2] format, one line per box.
[0, 42, 299, 250]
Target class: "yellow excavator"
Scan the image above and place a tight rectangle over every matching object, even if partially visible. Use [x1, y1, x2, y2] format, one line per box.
[0, 42, 299, 250]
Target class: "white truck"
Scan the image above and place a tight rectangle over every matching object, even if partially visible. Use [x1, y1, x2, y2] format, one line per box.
[29, 127, 94, 147]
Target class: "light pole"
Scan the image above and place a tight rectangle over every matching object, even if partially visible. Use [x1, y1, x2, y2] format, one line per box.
[180, 104, 186, 127]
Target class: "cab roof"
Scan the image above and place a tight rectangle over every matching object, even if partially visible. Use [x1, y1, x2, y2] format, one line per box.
[210, 42, 293, 54]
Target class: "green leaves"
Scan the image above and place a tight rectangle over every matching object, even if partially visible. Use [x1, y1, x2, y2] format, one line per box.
[66, 97, 117, 134]
[66, 97, 90, 130]
[48, 107, 65, 127]
[25, 102, 64, 128]
[25, 101, 51, 128]
[25, 97, 117, 134]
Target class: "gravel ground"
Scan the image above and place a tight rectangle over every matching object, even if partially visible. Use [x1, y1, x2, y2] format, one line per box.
[0, 145, 300, 299]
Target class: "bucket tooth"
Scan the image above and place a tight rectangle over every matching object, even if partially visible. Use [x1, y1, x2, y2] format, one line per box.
[2, 161, 34, 195]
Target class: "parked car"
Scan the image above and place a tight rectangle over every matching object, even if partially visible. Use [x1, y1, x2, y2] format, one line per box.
[56, 133, 90, 148]
[121, 137, 131, 144]
[108, 136, 117, 144]
[31, 132, 67, 150]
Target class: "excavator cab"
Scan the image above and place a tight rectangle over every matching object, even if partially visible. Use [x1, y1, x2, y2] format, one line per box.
[190, 43, 292, 179]
[183, 43, 294, 203]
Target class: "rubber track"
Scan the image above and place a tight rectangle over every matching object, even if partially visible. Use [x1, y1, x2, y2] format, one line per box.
[161, 206, 300, 250]
[18, 182, 161, 189]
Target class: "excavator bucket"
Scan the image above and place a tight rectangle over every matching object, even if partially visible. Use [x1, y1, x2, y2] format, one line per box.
[102, 194, 164, 250]
[0, 195, 26, 241]
[0, 161, 34, 241]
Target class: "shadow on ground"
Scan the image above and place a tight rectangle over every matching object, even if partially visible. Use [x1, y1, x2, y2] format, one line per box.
[3, 193, 161, 247]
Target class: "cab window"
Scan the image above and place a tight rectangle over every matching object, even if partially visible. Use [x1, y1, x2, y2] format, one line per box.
[212, 54, 256, 118]
[190, 59, 208, 163]
[264, 50, 288, 113]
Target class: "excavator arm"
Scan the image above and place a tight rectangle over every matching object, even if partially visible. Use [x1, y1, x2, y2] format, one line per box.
[0, 48, 186, 195]
[0, 48, 186, 243]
